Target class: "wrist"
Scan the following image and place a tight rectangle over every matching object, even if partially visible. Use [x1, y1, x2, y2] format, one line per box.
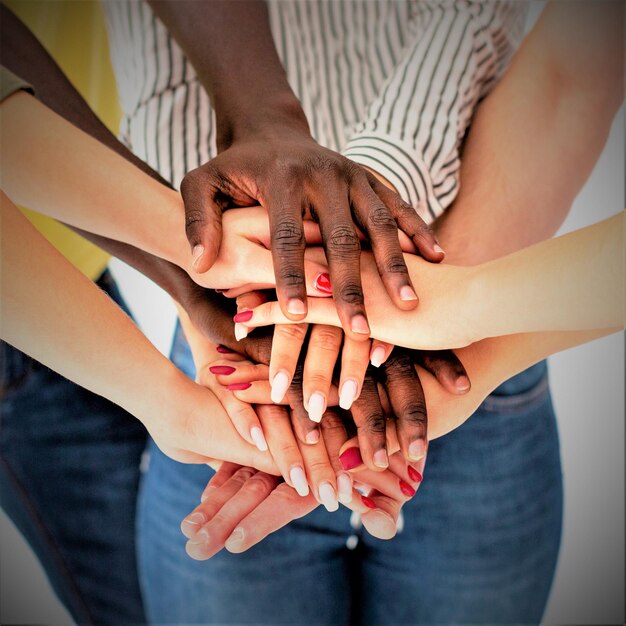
[463, 262, 498, 343]
[216, 92, 310, 151]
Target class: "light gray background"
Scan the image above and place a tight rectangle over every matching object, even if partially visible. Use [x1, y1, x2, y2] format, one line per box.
[1, 3, 624, 624]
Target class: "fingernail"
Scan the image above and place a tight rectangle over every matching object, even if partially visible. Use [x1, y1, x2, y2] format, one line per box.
[370, 345, 387, 368]
[270, 370, 290, 403]
[433, 243, 445, 256]
[339, 447, 363, 471]
[289, 466, 309, 497]
[233, 310, 253, 323]
[188, 527, 209, 545]
[216, 345, 234, 354]
[350, 314, 370, 335]
[337, 472, 353, 504]
[373, 449, 388, 469]
[234, 323, 248, 341]
[287, 298, 307, 315]
[361, 496, 377, 509]
[225, 527, 245, 552]
[408, 439, 426, 461]
[455, 375, 471, 393]
[209, 365, 236, 376]
[182, 511, 206, 528]
[408, 466, 423, 483]
[318, 482, 339, 512]
[399, 479, 416, 497]
[227, 382, 251, 391]
[250, 426, 268, 452]
[399, 285, 418, 302]
[314, 272, 332, 294]
[307, 392, 326, 423]
[192, 244, 204, 269]
[305, 429, 320, 444]
[339, 379, 358, 410]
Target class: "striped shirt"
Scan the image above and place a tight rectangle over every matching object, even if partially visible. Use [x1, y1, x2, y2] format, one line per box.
[103, 0, 527, 223]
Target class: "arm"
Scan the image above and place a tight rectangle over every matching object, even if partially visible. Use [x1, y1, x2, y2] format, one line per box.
[0, 191, 275, 473]
[434, 0, 624, 264]
[241, 211, 625, 348]
[148, 0, 443, 339]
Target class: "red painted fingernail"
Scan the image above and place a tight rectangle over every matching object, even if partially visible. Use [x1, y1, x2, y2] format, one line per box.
[233, 310, 253, 323]
[314, 272, 332, 294]
[408, 466, 423, 483]
[216, 345, 234, 354]
[339, 447, 363, 471]
[227, 382, 251, 391]
[362, 496, 377, 509]
[399, 479, 416, 497]
[209, 365, 236, 375]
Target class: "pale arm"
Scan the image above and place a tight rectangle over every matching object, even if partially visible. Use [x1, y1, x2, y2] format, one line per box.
[241, 211, 625, 348]
[435, 0, 623, 264]
[0, 191, 275, 473]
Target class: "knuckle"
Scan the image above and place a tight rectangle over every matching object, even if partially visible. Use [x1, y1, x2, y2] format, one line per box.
[310, 325, 342, 349]
[275, 323, 308, 343]
[320, 412, 345, 435]
[360, 411, 387, 436]
[273, 218, 305, 253]
[233, 467, 257, 483]
[368, 205, 396, 230]
[380, 253, 408, 275]
[305, 458, 332, 475]
[326, 225, 360, 256]
[337, 281, 364, 306]
[242, 473, 275, 497]
[400, 400, 427, 425]
[184, 209, 206, 233]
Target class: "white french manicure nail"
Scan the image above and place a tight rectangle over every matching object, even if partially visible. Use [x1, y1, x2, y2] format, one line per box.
[250, 426, 268, 452]
[433, 243, 445, 255]
[183, 511, 206, 527]
[337, 473, 353, 504]
[225, 527, 245, 552]
[307, 392, 326, 423]
[234, 323, 248, 341]
[318, 482, 339, 512]
[188, 527, 209, 545]
[370, 345, 386, 368]
[271, 370, 290, 403]
[339, 379, 358, 410]
[289, 466, 310, 497]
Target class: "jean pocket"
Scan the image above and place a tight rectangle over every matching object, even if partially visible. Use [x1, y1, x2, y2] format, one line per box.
[479, 371, 551, 415]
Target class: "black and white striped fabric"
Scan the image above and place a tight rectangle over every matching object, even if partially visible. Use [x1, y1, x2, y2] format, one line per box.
[103, 0, 527, 223]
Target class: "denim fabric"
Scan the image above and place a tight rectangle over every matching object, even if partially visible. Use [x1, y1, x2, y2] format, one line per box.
[0, 271, 147, 625]
[137, 323, 562, 625]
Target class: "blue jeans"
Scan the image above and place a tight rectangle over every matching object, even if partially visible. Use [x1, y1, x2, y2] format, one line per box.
[0, 271, 147, 625]
[137, 324, 563, 625]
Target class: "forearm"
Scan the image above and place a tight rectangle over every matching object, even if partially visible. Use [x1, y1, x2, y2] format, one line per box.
[434, 0, 623, 265]
[148, 0, 309, 149]
[423, 328, 615, 440]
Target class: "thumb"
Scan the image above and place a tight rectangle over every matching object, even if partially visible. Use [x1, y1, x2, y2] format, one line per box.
[180, 172, 224, 273]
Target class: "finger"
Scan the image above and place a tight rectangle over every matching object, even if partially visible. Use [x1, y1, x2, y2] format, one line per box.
[314, 184, 370, 341]
[367, 174, 445, 263]
[238, 298, 339, 333]
[298, 418, 339, 512]
[286, 358, 321, 445]
[318, 409, 353, 505]
[224, 483, 319, 553]
[350, 176, 419, 310]
[337, 336, 370, 411]
[257, 403, 310, 497]
[181, 465, 256, 539]
[369, 340, 394, 368]
[380, 348, 428, 463]
[265, 189, 308, 320]
[360, 491, 402, 540]
[418, 349, 471, 395]
[349, 369, 388, 472]
[338, 422, 400, 472]
[186, 471, 281, 560]
[302, 325, 342, 422]
[269, 323, 309, 404]
[209, 361, 270, 385]
[180, 168, 225, 272]
[232, 380, 340, 408]
[196, 363, 268, 452]
[202, 461, 241, 494]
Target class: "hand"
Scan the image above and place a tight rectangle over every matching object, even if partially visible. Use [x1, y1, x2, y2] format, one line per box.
[180, 134, 445, 340]
[235, 249, 478, 350]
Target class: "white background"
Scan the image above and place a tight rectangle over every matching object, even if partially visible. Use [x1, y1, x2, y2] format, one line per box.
[1, 3, 624, 623]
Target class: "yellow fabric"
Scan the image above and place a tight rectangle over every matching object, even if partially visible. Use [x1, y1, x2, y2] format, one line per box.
[5, 0, 122, 280]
